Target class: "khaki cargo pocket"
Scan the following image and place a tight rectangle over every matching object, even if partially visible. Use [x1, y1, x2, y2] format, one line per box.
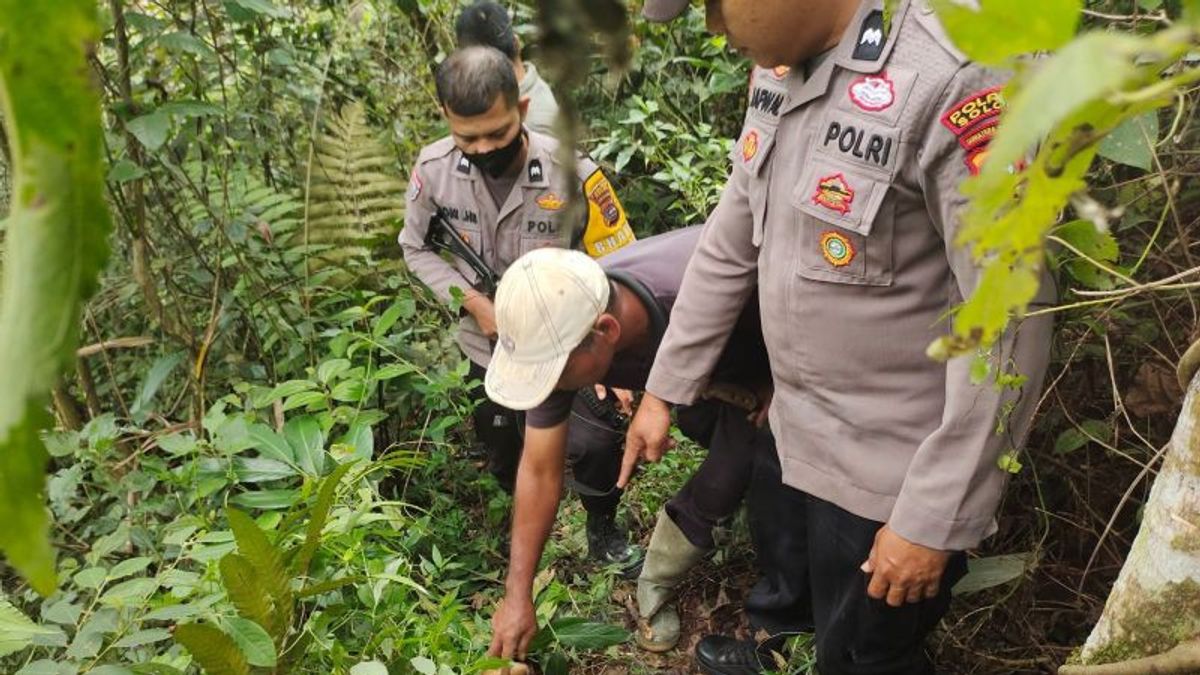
[449, 225, 484, 279]
[791, 161, 894, 286]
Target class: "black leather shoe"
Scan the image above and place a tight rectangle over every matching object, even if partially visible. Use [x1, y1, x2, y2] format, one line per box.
[695, 635, 772, 675]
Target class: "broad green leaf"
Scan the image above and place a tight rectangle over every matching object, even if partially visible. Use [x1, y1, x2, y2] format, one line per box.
[73, 566, 107, 590]
[1097, 111, 1159, 171]
[317, 358, 351, 384]
[247, 423, 295, 464]
[0, 0, 113, 595]
[953, 552, 1035, 595]
[349, 662, 389, 675]
[156, 431, 198, 456]
[99, 577, 159, 607]
[109, 556, 153, 580]
[173, 623, 250, 675]
[157, 32, 214, 58]
[0, 601, 57, 657]
[130, 352, 184, 420]
[90, 667, 135, 675]
[113, 628, 172, 649]
[157, 100, 224, 118]
[230, 489, 298, 510]
[373, 363, 417, 381]
[539, 617, 628, 651]
[372, 301, 406, 338]
[330, 379, 367, 403]
[411, 657, 436, 675]
[16, 660, 77, 675]
[931, 0, 1083, 64]
[227, 0, 291, 19]
[263, 379, 317, 406]
[222, 617, 277, 667]
[233, 457, 297, 483]
[284, 415, 326, 476]
[126, 112, 171, 152]
[543, 652, 569, 675]
[1056, 219, 1120, 289]
[282, 390, 328, 412]
[107, 159, 146, 184]
[334, 423, 374, 464]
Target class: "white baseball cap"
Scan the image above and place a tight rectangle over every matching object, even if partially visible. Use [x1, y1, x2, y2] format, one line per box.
[485, 247, 611, 410]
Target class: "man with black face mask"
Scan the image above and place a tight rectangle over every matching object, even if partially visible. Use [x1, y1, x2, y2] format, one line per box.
[399, 46, 640, 569]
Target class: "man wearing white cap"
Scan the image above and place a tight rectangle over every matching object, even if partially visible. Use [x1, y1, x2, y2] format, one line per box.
[484, 226, 775, 663]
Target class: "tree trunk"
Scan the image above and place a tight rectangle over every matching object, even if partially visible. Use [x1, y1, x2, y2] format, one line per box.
[1060, 348, 1200, 672]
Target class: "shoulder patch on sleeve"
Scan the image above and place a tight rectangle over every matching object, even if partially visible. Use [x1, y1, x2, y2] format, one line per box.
[407, 169, 423, 201]
[940, 85, 1007, 175]
[582, 169, 635, 258]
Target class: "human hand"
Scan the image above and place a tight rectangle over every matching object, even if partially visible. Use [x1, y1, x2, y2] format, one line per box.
[488, 594, 538, 662]
[617, 393, 674, 488]
[464, 292, 498, 339]
[595, 385, 635, 416]
[861, 525, 951, 607]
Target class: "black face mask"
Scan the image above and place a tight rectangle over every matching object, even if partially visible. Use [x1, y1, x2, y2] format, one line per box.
[464, 130, 524, 178]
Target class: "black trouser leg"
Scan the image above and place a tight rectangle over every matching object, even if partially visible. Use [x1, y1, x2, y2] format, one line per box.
[469, 362, 524, 493]
[565, 387, 625, 515]
[805, 494, 968, 675]
[667, 401, 760, 550]
[742, 439, 815, 643]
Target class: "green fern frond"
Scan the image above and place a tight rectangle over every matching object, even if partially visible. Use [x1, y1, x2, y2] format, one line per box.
[174, 623, 250, 675]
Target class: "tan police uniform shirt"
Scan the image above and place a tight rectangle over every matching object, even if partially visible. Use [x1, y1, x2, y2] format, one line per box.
[399, 129, 635, 367]
[645, 0, 1055, 551]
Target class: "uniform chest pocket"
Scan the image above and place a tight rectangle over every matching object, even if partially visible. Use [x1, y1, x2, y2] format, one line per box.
[519, 233, 562, 256]
[791, 161, 894, 286]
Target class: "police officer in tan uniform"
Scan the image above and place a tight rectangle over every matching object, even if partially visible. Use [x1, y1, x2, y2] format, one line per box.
[399, 46, 638, 566]
[624, 1, 1055, 673]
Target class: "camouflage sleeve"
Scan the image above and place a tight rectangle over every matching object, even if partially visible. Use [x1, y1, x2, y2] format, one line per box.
[577, 156, 635, 258]
[888, 64, 1056, 551]
[397, 164, 475, 303]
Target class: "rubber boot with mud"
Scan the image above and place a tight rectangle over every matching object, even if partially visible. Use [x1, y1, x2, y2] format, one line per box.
[636, 508, 709, 652]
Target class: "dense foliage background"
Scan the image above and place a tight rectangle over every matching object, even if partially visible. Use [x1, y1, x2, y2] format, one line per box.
[0, 0, 1196, 673]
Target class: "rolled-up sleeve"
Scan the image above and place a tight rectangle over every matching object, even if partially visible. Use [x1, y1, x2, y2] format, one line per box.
[645, 162, 760, 405]
[888, 65, 1055, 551]
[398, 165, 474, 302]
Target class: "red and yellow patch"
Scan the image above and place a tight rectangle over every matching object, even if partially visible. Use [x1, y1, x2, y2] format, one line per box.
[811, 173, 855, 215]
[820, 230, 856, 267]
[742, 129, 760, 163]
[772, 65, 791, 79]
[940, 86, 1006, 175]
[537, 193, 565, 211]
[940, 86, 1005, 134]
[407, 171, 422, 201]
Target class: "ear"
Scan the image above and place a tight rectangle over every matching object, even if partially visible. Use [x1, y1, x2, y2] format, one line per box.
[518, 96, 531, 121]
[594, 313, 622, 346]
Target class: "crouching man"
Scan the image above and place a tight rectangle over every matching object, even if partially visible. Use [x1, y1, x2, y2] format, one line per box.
[483, 227, 773, 662]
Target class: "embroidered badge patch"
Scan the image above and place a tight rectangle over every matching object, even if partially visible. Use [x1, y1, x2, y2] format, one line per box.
[848, 72, 896, 112]
[941, 86, 1005, 136]
[812, 173, 855, 215]
[456, 155, 472, 174]
[537, 193, 565, 211]
[820, 230, 856, 267]
[742, 129, 760, 163]
[941, 86, 1006, 174]
[528, 159, 544, 182]
[853, 10, 886, 61]
[407, 172, 422, 201]
[585, 169, 623, 227]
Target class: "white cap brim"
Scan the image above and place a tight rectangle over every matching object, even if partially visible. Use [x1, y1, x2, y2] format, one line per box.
[484, 348, 571, 411]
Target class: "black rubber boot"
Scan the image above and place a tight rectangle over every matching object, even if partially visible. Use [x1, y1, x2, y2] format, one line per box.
[585, 510, 642, 576]
[694, 635, 775, 675]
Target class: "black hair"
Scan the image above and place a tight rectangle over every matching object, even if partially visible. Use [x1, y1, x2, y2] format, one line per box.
[455, 1, 519, 60]
[434, 46, 519, 117]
